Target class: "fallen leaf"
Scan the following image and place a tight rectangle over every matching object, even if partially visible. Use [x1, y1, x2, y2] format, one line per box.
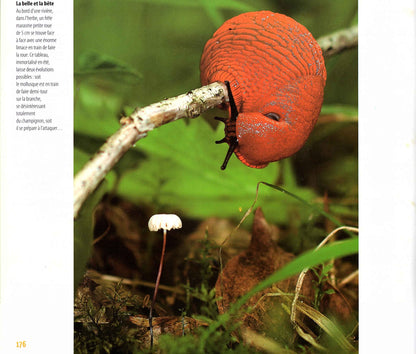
[215, 207, 354, 338]
[215, 208, 315, 333]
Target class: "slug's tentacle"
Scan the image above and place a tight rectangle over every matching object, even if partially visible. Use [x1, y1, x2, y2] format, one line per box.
[215, 81, 239, 170]
[200, 11, 326, 169]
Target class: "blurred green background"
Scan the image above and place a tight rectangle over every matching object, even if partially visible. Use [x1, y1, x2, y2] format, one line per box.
[74, 0, 358, 226]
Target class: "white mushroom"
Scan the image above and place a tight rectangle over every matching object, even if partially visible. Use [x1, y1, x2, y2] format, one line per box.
[147, 213, 182, 348]
[148, 214, 182, 232]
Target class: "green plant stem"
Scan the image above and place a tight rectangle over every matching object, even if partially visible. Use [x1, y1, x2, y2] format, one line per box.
[260, 182, 342, 226]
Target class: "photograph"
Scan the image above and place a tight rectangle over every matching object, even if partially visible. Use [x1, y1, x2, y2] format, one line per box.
[73, 1, 358, 352]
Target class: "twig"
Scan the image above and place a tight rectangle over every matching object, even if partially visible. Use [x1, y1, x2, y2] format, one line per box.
[318, 25, 358, 58]
[73, 26, 358, 218]
[85, 269, 186, 295]
[339, 269, 359, 288]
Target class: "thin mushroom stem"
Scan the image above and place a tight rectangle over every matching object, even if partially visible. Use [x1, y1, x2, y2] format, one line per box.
[149, 228, 167, 348]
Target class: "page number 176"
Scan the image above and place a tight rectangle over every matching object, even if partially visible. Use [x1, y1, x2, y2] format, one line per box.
[16, 341, 26, 348]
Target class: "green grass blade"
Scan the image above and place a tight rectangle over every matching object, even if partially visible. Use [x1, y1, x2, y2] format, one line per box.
[260, 181, 342, 227]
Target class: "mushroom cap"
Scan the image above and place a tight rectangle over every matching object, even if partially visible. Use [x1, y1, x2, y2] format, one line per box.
[148, 214, 182, 232]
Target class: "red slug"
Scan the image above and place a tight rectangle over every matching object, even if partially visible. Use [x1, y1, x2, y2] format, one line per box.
[200, 11, 326, 170]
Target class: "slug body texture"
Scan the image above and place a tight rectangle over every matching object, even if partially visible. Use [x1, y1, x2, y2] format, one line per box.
[200, 11, 326, 168]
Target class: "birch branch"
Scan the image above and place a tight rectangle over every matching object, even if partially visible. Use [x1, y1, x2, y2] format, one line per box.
[74, 82, 226, 218]
[73, 25, 358, 219]
[318, 25, 358, 58]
